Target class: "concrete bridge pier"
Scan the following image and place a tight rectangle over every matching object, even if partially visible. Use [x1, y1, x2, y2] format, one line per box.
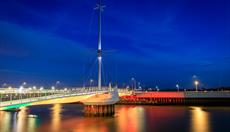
[82, 88, 119, 116]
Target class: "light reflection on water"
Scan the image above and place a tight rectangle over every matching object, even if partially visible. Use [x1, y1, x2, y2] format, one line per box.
[0, 107, 37, 132]
[51, 104, 62, 132]
[118, 106, 146, 132]
[0, 110, 11, 132]
[190, 107, 210, 132]
[27, 115, 36, 132]
[0, 104, 229, 132]
[15, 107, 27, 132]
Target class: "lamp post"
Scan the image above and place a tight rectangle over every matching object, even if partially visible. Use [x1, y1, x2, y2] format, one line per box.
[8, 86, 12, 101]
[126, 85, 130, 92]
[55, 81, 60, 89]
[28, 87, 32, 98]
[156, 85, 159, 92]
[19, 86, 24, 100]
[194, 81, 199, 92]
[131, 77, 135, 91]
[33, 86, 36, 97]
[64, 88, 67, 94]
[138, 82, 141, 90]
[176, 84, 179, 92]
[90, 79, 93, 91]
[40, 87, 44, 97]
[52, 86, 55, 95]
[22, 82, 27, 89]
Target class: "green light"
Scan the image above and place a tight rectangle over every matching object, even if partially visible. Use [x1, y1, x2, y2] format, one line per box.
[1, 103, 31, 110]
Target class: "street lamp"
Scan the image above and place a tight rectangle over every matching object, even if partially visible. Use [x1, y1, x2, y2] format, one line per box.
[64, 88, 67, 94]
[40, 87, 44, 90]
[52, 86, 55, 95]
[131, 77, 135, 91]
[32, 86, 36, 97]
[55, 81, 60, 89]
[40, 87, 44, 97]
[156, 85, 159, 91]
[19, 86, 24, 100]
[28, 87, 32, 98]
[176, 84, 180, 92]
[33, 86, 36, 90]
[194, 81, 199, 92]
[8, 86, 12, 101]
[126, 85, 130, 92]
[22, 82, 27, 88]
[138, 82, 141, 90]
[90, 79, 93, 91]
[19, 86, 24, 91]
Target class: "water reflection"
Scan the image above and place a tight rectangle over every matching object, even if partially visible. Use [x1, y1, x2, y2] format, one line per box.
[0, 111, 11, 132]
[0, 104, 229, 132]
[51, 104, 63, 132]
[16, 107, 27, 132]
[190, 107, 210, 132]
[0, 107, 37, 132]
[27, 115, 37, 132]
[117, 106, 146, 132]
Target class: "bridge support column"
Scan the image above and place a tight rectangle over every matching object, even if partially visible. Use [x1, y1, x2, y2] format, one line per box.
[84, 104, 115, 116]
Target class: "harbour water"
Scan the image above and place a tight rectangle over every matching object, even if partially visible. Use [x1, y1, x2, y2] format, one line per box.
[0, 104, 229, 132]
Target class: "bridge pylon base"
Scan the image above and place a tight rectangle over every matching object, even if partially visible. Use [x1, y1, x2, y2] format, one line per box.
[84, 104, 115, 116]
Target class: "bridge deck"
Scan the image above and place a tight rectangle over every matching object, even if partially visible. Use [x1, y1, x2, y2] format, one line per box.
[0, 91, 107, 110]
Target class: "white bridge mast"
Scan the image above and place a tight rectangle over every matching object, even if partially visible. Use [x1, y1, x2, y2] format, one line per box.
[95, 0, 105, 90]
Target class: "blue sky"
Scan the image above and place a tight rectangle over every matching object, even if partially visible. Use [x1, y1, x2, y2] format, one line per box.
[0, 0, 229, 88]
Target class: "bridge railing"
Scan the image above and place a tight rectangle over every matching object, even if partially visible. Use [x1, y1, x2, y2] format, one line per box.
[0, 89, 110, 108]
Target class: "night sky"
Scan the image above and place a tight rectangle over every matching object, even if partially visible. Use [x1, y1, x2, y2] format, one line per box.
[0, 0, 229, 89]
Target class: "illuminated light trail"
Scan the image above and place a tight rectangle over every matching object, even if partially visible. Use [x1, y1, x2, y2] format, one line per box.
[1, 103, 31, 110]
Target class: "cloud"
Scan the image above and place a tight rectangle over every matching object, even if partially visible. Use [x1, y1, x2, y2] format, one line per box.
[0, 20, 91, 61]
